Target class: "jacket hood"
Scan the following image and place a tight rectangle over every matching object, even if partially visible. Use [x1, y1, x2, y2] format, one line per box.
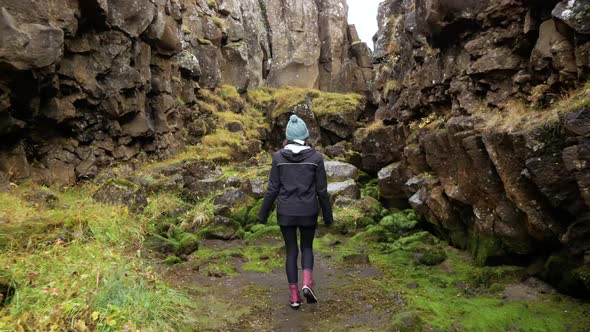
[280, 144, 315, 162]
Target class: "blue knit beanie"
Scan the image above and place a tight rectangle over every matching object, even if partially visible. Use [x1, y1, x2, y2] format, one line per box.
[285, 114, 309, 141]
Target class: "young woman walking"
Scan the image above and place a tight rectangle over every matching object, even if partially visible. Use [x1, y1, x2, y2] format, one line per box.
[258, 114, 334, 309]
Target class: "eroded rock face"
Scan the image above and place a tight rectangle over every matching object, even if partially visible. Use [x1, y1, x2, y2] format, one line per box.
[370, 0, 590, 296]
[0, 0, 372, 185]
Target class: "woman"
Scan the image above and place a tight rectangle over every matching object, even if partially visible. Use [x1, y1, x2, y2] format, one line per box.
[258, 114, 334, 309]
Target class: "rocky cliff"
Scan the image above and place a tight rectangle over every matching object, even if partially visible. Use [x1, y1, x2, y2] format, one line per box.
[0, 0, 373, 184]
[367, 0, 590, 296]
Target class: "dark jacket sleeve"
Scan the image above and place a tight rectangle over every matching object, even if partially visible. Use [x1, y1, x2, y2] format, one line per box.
[315, 155, 334, 225]
[258, 156, 280, 223]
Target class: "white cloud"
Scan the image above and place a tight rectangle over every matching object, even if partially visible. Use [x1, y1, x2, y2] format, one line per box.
[347, 0, 381, 50]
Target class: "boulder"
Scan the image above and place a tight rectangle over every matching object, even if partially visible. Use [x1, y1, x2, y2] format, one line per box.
[199, 216, 242, 240]
[214, 188, 249, 208]
[531, 20, 577, 78]
[25, 189, 59, 209]
[328, 179, 360, 201]
[324, 161, 359, 181]
[562, 106, 590, 136]
[92, 178, 148, 212]
[378, 163, 407, 205]
[552, 0, 590, 35]
[241, 177, 266, 198]
[144, 11, 181, 55]
[355, 124, 406, 174]
[0, 145, 31, 182]
[101, 0, 157, 37]
[0, 8, 64, 70]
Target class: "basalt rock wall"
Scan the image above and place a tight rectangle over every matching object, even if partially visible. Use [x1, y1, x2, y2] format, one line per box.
[367, 0, 590, 296]
[0, 0, 372, 184]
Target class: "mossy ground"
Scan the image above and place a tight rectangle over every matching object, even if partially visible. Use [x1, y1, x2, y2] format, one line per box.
[315, 231, 590, 332]
[0, 184, 194, 331]
[2, 85, 590, 330]
[3, 178, 589, 331]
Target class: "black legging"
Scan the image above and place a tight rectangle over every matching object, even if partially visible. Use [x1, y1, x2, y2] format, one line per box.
[280, 225, 316, 284]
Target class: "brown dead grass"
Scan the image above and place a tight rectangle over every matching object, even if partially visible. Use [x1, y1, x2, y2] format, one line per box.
[478, 83, 590, 133]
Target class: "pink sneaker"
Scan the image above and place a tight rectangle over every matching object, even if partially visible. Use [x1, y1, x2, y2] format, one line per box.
[289, 284, 301, 309]
[302, 270, 318, 304]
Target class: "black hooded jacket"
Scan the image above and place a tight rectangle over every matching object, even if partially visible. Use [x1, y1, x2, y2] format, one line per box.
[258, 145, 333, 226]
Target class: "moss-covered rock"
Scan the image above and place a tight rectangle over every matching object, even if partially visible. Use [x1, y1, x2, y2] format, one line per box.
[163, 256, 183, 265]
[245, 225, 281, 242]
[395, 231, 440, 250]
[92, 178, 148, 212]
[543, 254, 590, 297]
[244, 199, 264, 225]
[176, 233, 200, 256]
[145, 229, 200, 258]
[416, 247, 447, 266]
[573, 264, 590, 291]
[198, 216, 243, 240]
[469, 233, 506, 266]
[352, 225, 392, 243]
[467, 266, 526, 289]
[361, 179, 380, 200]
[25, 188, 59, 209]
[379, 209, 419, 234]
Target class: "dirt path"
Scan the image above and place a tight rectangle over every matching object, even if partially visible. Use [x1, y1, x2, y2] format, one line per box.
[155, 232, 590, 332]
[158, 238, 400, 331]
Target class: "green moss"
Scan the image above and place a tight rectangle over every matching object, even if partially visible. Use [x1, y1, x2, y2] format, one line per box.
[379, 209, 419, 234]
[269, 86, 363, 118]
[383, 79, 400, 96]
[310, 91, 363, 116]
[201, 262, 238, 277]
[245, 199, 264, 225]
[207, 0, 216, 9]
[366, 240, 590, 332]
[352, 225, 391, 243]
[467, 266, 525, 289]
[387, 311, 424, 331]
[246, 89, 273, 108]
[241, 244, 282, 272]
[394, 231, 440, 250]
[361, 180, 380, 200]
[244, 225, 281, 242]
[176, 233, 199, 256]
[417, 247, 447, 266]
[572, 265, 590, 291]
[229, 197, 257, 226]
[212, 16, 224, 28]
[197, 38, 213, 45]
[220, 84, 241, 100]
[469, 233, 504, 266]
[163, 256, 183, 265]
[198, 89, 230, 110]
[192, 87, 266, 162]
[226, 41, 247, 48]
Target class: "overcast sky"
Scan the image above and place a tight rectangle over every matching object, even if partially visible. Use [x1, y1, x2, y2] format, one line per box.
[347, 0, 381, 49]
